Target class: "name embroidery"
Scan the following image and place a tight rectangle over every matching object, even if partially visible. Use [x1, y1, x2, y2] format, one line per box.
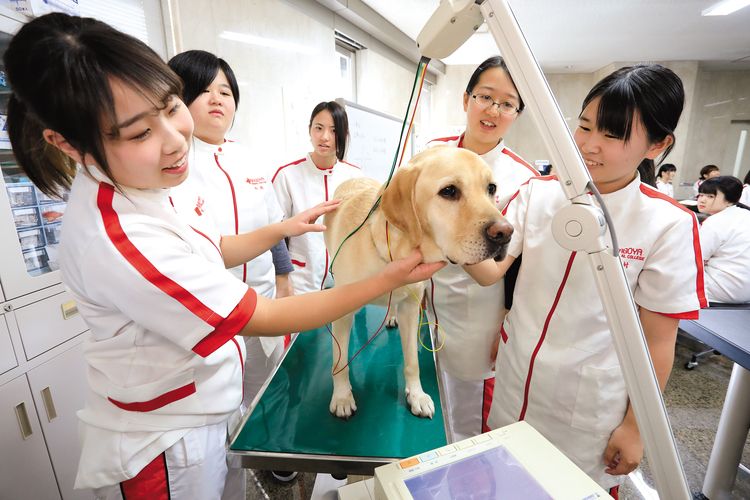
[246, 177, 266, 190]
[619, 247, 645, 268]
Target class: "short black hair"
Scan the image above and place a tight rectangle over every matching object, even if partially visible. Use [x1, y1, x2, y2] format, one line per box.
[657, 163, 677, 177]
[465, 56, 525, 112]
[699, 164, 720, 179]
[581, 64, 684, 164]
[168, 50, 240, 109]
[699, 175, 743, 204]
[309, 101, 349, 161]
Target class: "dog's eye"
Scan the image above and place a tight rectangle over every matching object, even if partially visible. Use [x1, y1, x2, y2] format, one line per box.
[488, 183, 497, 196]
[439, 185, 460, 200]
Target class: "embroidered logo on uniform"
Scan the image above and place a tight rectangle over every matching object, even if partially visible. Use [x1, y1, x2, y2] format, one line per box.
[194, 196, 205, 216]
[246, 177, 266, 190]
[619, 247, 645, 263]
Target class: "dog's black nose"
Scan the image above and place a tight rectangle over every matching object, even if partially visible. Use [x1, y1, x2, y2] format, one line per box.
[484, 220, 513, 242]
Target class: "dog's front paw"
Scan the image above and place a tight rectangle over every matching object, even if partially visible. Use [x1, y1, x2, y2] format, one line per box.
[386, 315, 398, 328]
[405, 389, 435, 419]
[329, 391, 357, 419]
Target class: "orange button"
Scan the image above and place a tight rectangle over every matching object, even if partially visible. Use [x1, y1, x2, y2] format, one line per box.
[399, 457, 420, 469]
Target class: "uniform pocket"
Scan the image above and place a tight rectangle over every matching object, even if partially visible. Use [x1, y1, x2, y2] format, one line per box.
[570, 365, 627, 435]
[168, 427, 206, 467]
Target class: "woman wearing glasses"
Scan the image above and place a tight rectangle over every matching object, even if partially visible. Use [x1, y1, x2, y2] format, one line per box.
[425, 56, 537, 442]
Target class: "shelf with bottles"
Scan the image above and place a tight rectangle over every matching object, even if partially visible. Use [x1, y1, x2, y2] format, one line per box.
[4, 164, 67, 276]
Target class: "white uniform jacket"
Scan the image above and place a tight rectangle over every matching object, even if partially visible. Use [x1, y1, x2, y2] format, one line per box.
[425, 135, 538, 380]
[271, 154, 362, 293]
[171, 138, 284, 356]
[740, 183, 750, 206]
[656, 179, 674, 198]
[59, 168, 255, 489]
[700, 205, 750, 303]
[488, 175, 707, 489]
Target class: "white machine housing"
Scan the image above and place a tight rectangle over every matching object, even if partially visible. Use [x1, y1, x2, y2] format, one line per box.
[373, 421, 607, 499]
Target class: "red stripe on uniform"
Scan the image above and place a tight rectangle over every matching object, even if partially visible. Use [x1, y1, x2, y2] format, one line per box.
[340, 160, 361, 169]
[271, 158, 306, 183]
[190, 226, 221, 258]
[639, 184, 708, 308]
[501, 147, 539, 175]
[291, 259, 306, 268]
[430, 135, 460, 144]
[499, 325, 508, 343]
[213, 154, 245, 282]
[660, 310, 700, 320]
[97, 183, 257, 357]
[481, 377, 495, 433]
[97, 183, 221, 326]
[519, 251, 577, 421]
[109, 382, 196, 412]
[120, 453, 170, 500]
[192, 289, 257, 357]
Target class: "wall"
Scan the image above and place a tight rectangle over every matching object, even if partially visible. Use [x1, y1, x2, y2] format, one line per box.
[172, 0, 422, 173]
[682, 69, 750, 197]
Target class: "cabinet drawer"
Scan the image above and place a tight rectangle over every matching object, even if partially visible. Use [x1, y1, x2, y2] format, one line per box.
[0, 315, 17, 375]
[16, 292, 87, 359]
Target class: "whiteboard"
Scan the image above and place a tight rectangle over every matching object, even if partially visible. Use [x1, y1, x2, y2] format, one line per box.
[337, 99, 412, 184]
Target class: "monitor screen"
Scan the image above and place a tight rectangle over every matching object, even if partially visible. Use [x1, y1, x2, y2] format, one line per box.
[404, 445, 552, 500]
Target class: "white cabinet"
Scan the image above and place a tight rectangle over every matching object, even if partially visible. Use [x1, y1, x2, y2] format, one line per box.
[0, 374, 61, 500]
[15, 291, 88, 359]
[28, 342, 91, 500]
[0, 314, 17, 375]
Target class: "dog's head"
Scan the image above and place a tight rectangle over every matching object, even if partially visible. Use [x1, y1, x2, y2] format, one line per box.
[380, 146, 513, 265]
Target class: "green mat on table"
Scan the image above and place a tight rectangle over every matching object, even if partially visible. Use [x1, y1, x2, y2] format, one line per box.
[230, 305, 446, 458]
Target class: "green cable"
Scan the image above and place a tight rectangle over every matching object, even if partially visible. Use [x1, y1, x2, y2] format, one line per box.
[327, 59, 429, 279]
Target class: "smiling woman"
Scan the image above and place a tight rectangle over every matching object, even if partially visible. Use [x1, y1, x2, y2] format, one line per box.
[418, 55, 538, 444]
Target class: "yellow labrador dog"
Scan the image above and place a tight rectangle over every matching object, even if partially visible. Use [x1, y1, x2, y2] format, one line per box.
[324, 146, 513, 419]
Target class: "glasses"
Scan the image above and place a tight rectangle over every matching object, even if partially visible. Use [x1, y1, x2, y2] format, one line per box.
[471, 94, 520, 115]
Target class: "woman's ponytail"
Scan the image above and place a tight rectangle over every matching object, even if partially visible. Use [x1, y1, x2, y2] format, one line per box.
[6, 94, 76, 198]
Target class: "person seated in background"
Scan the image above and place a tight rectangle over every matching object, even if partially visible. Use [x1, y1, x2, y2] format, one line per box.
[697, 176, 750, 304]
[741, 170, 750, 206]
[693, 164, 720, 198]
[656, 163, 677, 197]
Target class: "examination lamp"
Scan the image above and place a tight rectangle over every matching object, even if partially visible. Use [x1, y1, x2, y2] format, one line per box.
[417, 1, 691, 498]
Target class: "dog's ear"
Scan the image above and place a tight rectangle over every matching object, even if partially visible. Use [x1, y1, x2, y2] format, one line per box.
[381, 166, 423, 245]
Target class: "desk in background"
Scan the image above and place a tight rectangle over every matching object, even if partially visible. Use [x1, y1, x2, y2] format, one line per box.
[680, 307, 750, 499]
[228, 306, 446, 477]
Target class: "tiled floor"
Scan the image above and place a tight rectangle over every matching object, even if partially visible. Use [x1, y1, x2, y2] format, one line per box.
[244, 340, 750, 499]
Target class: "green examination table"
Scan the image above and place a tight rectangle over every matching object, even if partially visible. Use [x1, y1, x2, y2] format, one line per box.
[228, 306, 447, 476]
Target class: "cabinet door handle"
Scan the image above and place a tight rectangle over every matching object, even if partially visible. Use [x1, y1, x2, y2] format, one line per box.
[40, 387, 58, 422]
[14, 402, 33, 439]
[61, 300, 79, 320]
